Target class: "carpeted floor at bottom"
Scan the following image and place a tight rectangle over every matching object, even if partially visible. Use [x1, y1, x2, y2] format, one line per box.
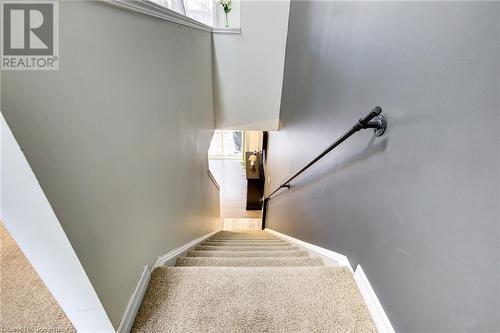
[0, 223, 75, 332]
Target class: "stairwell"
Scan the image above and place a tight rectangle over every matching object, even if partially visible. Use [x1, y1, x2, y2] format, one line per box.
[132, 230, 376, 332]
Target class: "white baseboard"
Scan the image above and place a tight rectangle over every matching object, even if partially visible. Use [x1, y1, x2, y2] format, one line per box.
[152, 229, 221, 268]
[354, 265, 395, 333]
[117, 229, 221, 333]
[265, 228, 352, 271]
[117, 265, 151, 333]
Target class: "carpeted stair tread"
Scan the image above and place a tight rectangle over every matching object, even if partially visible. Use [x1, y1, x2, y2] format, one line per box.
[209, 233, 278, 240]
[195, 245, 299, 251]
[208, 236, 278, 240]
[187, 250, 309, 257]
[132, 266, 376, 332]
[209, 231, 278, 240]
[213, 231, 273, 236]
[175, 257, 325, 267]
[202, 241, 289, 246]
[205, 238, 286, 243]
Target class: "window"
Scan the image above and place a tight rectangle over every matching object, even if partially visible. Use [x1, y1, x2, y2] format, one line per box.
[150, 0, 214, 26]
[183, 0, 214, 26]
[150, 0, 173, 9]
[209, 130, 244, 159]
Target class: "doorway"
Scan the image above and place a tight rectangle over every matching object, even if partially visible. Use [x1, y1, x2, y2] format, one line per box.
[208, 130, 263, 228]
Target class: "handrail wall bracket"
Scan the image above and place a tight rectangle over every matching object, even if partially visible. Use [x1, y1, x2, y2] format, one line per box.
[370, 115, 387, 137]
[353, 106, 387, 136]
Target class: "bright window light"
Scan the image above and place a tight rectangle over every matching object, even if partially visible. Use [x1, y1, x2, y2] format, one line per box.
[148, 0, 214, 26]
[183, 0, 214, 26]
[209, 130, 244, 159]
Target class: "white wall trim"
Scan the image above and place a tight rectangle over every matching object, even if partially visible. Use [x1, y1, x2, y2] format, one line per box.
[152, 229, 220, 268]
[354, 265, 396, 333]
[212, 27, 241, 34]
[265, 228, 352, 271]
[117, 265, 151, 333]
[108, 0, 212, 32]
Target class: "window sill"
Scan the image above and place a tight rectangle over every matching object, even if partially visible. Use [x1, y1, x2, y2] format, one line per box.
[108, 1, 242, 34]
[212, 27, 242, 35]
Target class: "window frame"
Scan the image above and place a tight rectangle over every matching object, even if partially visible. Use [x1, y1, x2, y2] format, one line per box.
[208, 130, 245, 160]
[109, 0, 213, 32]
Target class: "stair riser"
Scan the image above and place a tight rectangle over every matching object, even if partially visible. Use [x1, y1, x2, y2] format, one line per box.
[202, 241, 288, 245]
[195, 246, 299, 251]
[214, 232, 271, 235]
[203, 239, 286, 243]
[209, 237, 280, 240]
[175, 257, 325, 267]
[187, 250, 309, 258]
[200, 242, 293, 247]
[210, 235, 277, 239]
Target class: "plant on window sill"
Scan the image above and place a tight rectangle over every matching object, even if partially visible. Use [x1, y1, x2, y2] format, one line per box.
[217, 0, 232, 28]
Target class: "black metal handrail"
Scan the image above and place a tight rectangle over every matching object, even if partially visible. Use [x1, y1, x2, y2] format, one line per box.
[261, 106, 387, 229]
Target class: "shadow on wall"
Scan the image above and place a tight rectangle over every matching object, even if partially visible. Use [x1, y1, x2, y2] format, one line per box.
[271, 133, 389, 202]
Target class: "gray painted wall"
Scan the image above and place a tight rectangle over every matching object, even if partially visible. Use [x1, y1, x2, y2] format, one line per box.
[265, 2, 499, 332]
[1, 2, 220, 327]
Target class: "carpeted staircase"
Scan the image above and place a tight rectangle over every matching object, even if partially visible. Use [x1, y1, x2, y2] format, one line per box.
[132, 230, 376, 332]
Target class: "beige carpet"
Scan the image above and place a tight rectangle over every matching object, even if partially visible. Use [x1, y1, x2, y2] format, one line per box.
[0, 223, 75, 333]
[187, 250, 310, 257]
[176, 257, 325, 267]
[202, 241, 287, 246]
[195, 245, 300, 251]
[132, 231, 376, 332]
